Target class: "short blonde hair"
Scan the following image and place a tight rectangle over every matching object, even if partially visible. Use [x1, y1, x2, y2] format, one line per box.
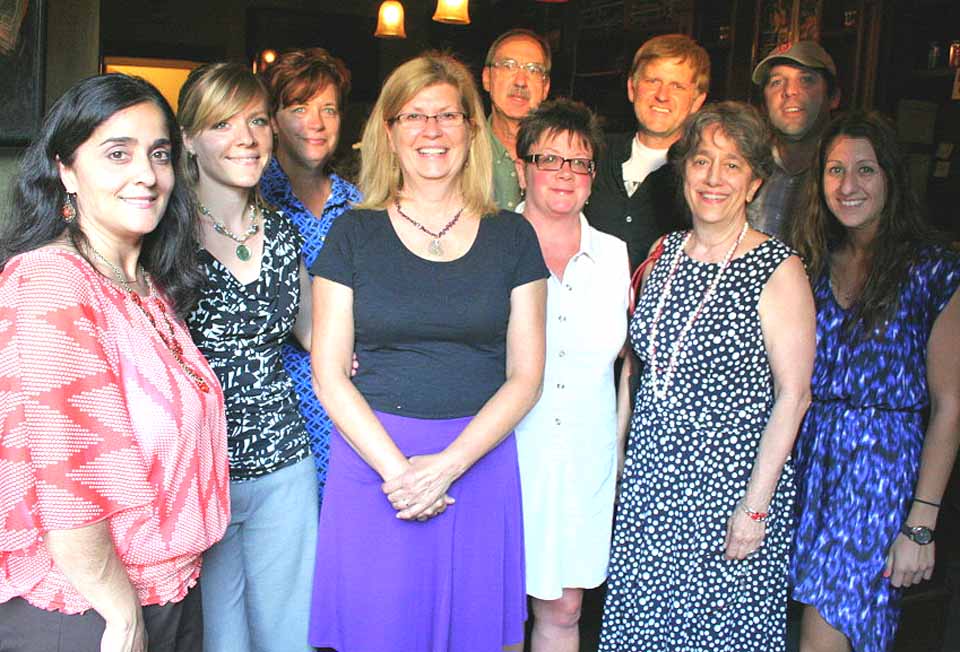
[357, 52, 496, 217]
[630, 34, 710, 95]
[177, 62, 269, 185]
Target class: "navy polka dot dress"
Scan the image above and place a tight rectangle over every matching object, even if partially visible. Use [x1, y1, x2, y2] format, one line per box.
[791, 245, 960, 652]
[600, 231, 796, 651]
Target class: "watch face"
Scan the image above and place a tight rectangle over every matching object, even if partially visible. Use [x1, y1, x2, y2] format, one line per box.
[912, 527, 934, 545]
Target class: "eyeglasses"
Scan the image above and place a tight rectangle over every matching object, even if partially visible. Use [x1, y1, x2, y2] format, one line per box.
[488, 59, 548, 79]
[522, 153, 595, 175]
[389, 112, 468, 128]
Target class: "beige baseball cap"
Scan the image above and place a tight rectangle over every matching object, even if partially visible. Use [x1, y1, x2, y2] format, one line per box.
[752, 40, 837, 85]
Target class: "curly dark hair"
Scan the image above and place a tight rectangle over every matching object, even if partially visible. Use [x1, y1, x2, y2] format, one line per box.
[0, 73, 203, 318]
[669, 101, 775, 183]
[789, 110, 942, 333]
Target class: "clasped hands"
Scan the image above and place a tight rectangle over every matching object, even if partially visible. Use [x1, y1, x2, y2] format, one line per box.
[382, 453, 458, 522]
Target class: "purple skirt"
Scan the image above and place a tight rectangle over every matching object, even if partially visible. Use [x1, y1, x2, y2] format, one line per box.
[308, 411, 527, 652]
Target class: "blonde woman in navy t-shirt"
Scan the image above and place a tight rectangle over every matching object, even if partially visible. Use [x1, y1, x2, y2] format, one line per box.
[308, 52, 547, 652]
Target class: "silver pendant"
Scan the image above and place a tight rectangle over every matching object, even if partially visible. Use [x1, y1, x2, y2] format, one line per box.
[428, 239, 442, 256]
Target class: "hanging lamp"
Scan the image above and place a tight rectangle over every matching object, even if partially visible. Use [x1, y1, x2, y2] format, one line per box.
[432, 0, 470, 25]
[374, 1, 407, 38]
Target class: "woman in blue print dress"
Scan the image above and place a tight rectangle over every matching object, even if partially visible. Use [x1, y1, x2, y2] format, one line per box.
[790, 111, 960, 652]
[259, 49, 362, 503]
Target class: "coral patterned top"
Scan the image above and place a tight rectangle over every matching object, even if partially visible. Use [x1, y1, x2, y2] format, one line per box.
[0, 248, 230, 614]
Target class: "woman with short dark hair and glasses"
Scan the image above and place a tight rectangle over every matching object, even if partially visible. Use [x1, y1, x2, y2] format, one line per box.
[308, 51, 547, 652]
[512, 98, 631, 652]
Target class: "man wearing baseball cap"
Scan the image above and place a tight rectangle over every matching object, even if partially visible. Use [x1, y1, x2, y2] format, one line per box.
[748, 40, 840, 239]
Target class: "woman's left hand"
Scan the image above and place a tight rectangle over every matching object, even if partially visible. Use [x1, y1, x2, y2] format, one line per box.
[723, 507, 766, 560]
[884, 535, 935, 588]
[382, 453, 458, 520]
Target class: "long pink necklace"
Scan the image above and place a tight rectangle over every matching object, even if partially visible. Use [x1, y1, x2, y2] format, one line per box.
[646, 222, 748, 400]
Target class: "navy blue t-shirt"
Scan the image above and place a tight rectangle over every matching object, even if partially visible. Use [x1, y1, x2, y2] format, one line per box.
[311, 208, 548, 419]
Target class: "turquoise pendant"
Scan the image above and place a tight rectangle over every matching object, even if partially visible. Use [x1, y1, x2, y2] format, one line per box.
[236, 244, 251, 261]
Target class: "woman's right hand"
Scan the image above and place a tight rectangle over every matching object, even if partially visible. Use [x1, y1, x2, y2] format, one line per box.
[101, 612, 147, 652]
[383, 454, 459, 521]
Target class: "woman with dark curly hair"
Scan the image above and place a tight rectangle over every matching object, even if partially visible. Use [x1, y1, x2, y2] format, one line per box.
[789, 111, 960, 652]
[0, 74, 229, 652]
[600, 102, 815, 651]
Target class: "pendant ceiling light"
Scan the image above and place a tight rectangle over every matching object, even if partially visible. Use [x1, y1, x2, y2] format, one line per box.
[375, 1, 407, 38]
[432, 0, 470, 25]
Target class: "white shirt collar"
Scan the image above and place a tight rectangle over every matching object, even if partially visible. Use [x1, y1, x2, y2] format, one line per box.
[516, 202, 598, 265]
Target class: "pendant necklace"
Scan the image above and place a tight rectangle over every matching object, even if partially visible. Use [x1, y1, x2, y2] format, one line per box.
[87, 245, 211, 393]
[646, 221, 748, 400]
[394, 199, 464, 256]
[199, 197, 260, 261]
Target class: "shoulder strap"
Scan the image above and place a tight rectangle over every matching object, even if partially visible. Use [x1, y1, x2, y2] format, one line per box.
[629, 237, 666, 316]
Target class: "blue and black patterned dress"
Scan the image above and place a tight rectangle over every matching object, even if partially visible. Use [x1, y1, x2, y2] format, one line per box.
[260, 158, 361, 503]
[791, 245, 960, 652]
[600, 232, 797, 651]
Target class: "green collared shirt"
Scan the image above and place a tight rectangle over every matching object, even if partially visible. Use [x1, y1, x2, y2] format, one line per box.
[487, 115, 522, 212]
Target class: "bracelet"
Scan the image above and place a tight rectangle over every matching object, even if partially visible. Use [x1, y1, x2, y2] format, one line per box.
[739, 501, 769, 523]
[913, 497, 942, 509]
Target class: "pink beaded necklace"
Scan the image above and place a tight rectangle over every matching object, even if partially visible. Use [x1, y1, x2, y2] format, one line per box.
[646, 222, 748, 400]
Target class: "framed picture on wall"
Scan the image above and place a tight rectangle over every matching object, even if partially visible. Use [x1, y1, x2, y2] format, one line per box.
[0, 0, 46, 145]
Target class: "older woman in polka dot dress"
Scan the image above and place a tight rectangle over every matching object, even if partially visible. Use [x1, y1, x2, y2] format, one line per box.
[599, 102, 816, 651]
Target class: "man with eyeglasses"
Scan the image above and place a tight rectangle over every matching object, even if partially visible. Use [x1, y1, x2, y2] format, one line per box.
[748, 41, 839, 239]
[584, 34, 709, 268]
[481, 28, 552, 212]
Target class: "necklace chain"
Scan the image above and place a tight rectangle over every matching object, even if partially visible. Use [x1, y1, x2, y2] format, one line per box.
[646, 222, 749, 400]
[87, 245, 211, 393]
[199, 197, 261, 261]
[394, 199, 464, 256]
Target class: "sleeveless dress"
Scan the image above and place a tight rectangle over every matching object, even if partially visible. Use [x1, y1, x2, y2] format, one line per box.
[791, 245, 960, 652]
[600, 232, 796, 652]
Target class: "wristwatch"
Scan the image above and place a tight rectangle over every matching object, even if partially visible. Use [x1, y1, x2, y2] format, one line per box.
[900, 524, 935, 545]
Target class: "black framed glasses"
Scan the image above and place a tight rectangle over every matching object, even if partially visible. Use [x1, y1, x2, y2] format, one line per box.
[487, 59, 549, 78]
[388, 111, 467, 128]
[522, 153, 596, 175]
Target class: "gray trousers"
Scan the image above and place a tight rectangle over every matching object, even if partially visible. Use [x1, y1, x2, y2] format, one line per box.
[0, 584, 202, 652]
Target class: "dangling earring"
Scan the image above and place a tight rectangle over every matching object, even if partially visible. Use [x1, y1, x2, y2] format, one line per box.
[61, 192, 77, 222]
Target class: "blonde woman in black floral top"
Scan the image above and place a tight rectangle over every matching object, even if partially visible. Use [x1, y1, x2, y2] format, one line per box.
[178, 63, 317, 652]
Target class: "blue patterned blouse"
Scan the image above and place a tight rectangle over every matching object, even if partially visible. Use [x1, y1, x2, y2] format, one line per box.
[260, 157, 362, 500]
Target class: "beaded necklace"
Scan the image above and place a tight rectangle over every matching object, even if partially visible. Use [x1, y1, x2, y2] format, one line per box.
[199, 197, 261, 261]
[646, 222, 748, 400]
[87, 246, 211, 393]
[394, 199, 464, 256]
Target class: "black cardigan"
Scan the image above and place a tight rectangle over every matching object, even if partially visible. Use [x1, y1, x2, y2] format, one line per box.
[584, 132, 688, 269]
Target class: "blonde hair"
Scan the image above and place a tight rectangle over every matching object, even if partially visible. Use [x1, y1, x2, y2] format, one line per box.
[630, 34, 710, 95]
[177, 62, 270, 185]
[357, 52, 496, 217]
